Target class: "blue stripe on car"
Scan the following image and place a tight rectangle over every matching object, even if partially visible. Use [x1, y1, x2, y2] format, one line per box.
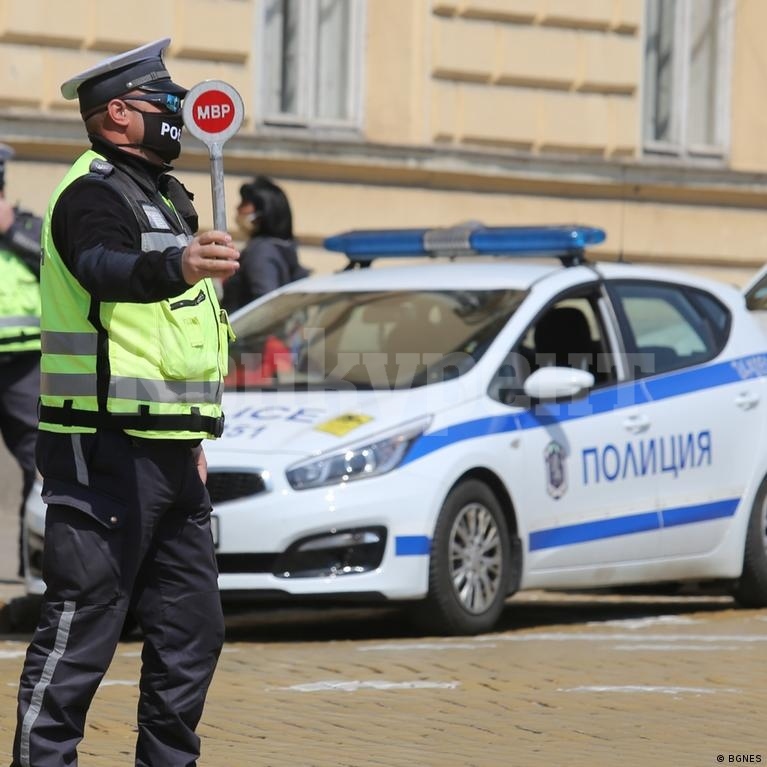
[641, 362, 743, 400]
[661, 497, 739, 528]
[402, 356, 759, 466]
[395, 536, 431, 555]
[529, 497, 738, 551]
[395, 498, 740, 556]
[529, 510, 660, 550]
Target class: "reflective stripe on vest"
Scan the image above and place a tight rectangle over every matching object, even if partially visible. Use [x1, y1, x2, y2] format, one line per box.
[0, 316, 40, 328]
[41, 331, 96, 356]
[141, 231, 189, 251]
[41, 371, 221, 404]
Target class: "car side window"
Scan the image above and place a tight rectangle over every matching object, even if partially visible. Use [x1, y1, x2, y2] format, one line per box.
[745, 270, 767, 310]
[610, 281, 730, 378]
[488, 292, 616, 405]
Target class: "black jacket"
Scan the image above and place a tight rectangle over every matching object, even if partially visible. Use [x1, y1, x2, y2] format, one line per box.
[50, 135, 194, 303]
[1, 207, 43, 277]
[221, 236, 309, 313]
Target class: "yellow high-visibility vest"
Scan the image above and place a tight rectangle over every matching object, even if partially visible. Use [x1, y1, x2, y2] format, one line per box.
[39, 150, 232, 439]
[0, 244, 40, 354]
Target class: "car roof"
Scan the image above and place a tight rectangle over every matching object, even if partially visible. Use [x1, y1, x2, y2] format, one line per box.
[279, 258, 739, 298]
[286, 260, 562, 292]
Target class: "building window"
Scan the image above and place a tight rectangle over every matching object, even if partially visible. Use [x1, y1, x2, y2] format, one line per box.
[643, 0, 733, 159]
[261, 0, 364, 130]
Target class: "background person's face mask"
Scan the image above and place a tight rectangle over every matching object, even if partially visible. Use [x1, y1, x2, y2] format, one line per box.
[236, 210, 259, 236]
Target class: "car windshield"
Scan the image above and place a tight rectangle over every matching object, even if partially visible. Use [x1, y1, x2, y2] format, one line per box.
[226, 289, 525, 391]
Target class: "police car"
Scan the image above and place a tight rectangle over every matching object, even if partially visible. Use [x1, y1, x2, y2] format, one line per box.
[24, 224, 767, 635]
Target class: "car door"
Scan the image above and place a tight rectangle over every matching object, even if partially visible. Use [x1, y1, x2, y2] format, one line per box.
[607, 279, 757, 557]
[490, 285, 662, 578]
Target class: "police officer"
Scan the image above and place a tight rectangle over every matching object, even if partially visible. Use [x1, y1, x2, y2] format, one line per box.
[11, 39, 240, 767]
[0, 142, 43, 579]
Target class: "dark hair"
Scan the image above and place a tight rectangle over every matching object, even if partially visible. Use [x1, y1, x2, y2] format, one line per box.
[239, 176, 293, 239]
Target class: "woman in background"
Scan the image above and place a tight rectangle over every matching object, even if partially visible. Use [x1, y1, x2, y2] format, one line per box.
[222, 175, 309, 313]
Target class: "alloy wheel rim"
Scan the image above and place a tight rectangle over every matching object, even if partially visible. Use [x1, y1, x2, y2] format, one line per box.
[448, 502, 503, 614]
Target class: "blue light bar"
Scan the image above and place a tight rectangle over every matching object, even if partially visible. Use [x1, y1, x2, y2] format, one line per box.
[324, 224, 606, 263]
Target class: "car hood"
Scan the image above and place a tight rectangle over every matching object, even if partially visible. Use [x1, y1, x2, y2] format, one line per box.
[210, 384, 473, 460]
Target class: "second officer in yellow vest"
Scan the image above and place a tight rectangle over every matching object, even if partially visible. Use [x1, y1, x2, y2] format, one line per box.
[11, 39, 240, 767]
[0, 142, 43, 579]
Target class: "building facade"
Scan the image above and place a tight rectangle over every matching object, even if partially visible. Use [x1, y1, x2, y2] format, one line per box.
[1, 0, 765, 283]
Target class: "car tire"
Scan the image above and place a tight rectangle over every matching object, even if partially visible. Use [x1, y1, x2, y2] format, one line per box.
[733, 476, 767, 607]
[413, 479, 511, 636]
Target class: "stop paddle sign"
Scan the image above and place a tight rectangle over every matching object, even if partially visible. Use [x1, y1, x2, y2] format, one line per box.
[184, 80, 243, 144]
[182, 80, 244, 231]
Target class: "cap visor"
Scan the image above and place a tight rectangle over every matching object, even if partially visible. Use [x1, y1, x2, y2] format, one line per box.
[139, 78, 187, 97]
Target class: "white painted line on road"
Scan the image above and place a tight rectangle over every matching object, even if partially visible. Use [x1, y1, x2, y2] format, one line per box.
[358, 642, 496, 652]
[475, 632, 767, 642]
[613, 643, 742, 651]
[560, 685, 740, 695]
[0, 650, 26, 660]
[272, 680, 461, 692]
[586, 616, 697, 629]
[119, 647, 239, 659]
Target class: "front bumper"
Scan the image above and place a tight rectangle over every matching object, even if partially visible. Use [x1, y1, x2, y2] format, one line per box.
[211, 466, 435, 601]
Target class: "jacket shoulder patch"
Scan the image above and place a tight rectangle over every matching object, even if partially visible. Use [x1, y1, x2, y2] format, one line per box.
[88, 158, 114, 177]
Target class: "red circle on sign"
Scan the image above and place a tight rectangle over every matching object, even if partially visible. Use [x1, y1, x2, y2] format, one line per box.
[191, 90, 236, 134]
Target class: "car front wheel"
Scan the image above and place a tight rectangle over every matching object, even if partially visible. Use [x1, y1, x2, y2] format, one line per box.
[414, 479, 511, 635]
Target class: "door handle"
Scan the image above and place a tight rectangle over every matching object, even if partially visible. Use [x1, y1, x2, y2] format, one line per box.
[623, 413, 650, 434]
[735, 391, 760, 411]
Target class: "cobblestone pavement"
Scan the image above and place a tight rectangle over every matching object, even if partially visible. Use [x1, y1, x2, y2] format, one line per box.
[1, 590, 765, 767]
[1, 455, 763, 766]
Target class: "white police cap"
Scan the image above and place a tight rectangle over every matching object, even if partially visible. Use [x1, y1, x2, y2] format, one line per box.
[60, 38, 187, 115]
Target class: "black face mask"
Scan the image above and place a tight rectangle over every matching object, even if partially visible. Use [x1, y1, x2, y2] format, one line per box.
[125, 108, 184, 163]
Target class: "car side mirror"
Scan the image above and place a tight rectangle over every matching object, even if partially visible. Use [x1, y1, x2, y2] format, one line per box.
[523, 366, 595, 401]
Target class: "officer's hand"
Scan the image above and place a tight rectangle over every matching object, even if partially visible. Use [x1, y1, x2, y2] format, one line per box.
[193, 445, 208, 484]
[0, 197, 15, 234]
[181, 230, 240, 285]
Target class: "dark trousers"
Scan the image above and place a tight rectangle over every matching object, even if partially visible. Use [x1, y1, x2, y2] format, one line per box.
[0, 351, 40, 576]
[12, 430, 225, 767]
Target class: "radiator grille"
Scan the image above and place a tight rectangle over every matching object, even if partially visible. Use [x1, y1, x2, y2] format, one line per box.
[206, 471, 267, 504]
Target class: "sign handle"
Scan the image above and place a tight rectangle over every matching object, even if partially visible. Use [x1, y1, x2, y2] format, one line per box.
[209, 142, 227, 232]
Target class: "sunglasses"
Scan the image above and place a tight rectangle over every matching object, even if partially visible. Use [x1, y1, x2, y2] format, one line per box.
[124, 93, 183, 114]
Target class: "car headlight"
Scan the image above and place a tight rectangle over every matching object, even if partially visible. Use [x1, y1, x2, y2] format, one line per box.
[286, 416, 432, 490]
